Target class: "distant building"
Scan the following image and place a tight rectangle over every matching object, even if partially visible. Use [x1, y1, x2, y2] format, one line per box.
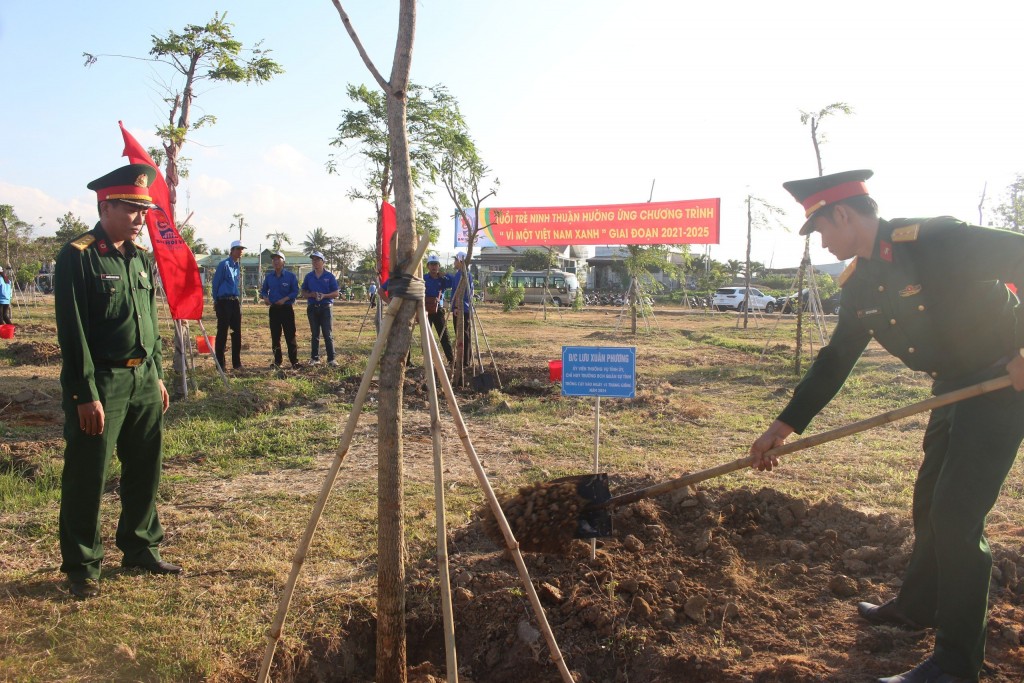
[585, 246, 688, 291]
[470, 245, 592, 287]
[196, 249, 313, 299]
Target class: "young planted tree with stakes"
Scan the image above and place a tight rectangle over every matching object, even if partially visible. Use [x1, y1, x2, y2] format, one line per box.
[741, 195, 785, 329]
[795, 102, 852, 373]
[431, 118, 500, 380]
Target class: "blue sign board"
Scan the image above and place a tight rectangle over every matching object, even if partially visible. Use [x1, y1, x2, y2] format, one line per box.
[561, 346, 636, 398]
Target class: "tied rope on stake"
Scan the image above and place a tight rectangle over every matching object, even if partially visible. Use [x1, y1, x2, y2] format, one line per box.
[386, 272, 425, 302]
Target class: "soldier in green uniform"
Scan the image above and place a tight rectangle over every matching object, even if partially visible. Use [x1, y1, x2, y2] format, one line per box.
[749, 170, 1024, 683]
[54, 163, 180, 600]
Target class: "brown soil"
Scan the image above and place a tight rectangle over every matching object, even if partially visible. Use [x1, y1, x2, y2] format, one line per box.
[300, 485, 1024, 682]
[5, 341, 62, 365]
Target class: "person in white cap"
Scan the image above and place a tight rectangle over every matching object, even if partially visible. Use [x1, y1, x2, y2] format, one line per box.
[423, 254, 455, 365]
[0, 266, 12, 325]
[300, 251, 340, 366]
[211, 240, 246, 370]
[259, 251, 300, 368]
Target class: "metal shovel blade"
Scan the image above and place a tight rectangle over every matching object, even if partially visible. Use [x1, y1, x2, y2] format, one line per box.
[471, 371, 497, 392]
[549, 473, 613, 539]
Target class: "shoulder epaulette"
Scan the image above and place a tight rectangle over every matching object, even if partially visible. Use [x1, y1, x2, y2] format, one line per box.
[70, 234, 96, 251]
[837, 257, 858, 287]
[891, 224, 920, 243]
[133, 241, 149, 251]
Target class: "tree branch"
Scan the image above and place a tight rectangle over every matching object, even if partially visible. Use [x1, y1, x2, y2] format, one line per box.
[330, 1, 391, 93]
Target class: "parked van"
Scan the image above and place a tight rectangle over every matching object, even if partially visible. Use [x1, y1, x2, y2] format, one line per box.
[485, 269, 579, 306]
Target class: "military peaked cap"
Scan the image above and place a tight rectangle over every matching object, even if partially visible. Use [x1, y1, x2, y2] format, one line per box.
[87, 163, 157, 208]
[783, 169, 873, 235]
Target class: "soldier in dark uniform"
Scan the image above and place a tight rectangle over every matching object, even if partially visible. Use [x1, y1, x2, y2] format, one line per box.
[54, 163, 180, 600]
[749, 170, 1024, 683]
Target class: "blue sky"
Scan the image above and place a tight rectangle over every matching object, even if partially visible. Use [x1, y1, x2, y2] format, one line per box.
[2, 1, 1023, 268]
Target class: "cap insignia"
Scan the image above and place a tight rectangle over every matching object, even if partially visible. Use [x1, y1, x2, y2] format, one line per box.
[135, 174, 149, 187]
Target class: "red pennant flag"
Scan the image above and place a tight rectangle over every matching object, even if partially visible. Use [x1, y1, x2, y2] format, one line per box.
[119, 121, 204, 321]
[379, 201, 397, 287]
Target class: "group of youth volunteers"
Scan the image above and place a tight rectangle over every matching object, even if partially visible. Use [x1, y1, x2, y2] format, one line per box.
[210, 243, 342, 368]
[50, 162, 1024, 683]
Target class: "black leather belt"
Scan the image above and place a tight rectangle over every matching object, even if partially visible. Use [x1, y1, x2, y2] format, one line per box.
[217, 296, 239, 301]
[94, 357, 146, 368]
[307, 302, 332, 307]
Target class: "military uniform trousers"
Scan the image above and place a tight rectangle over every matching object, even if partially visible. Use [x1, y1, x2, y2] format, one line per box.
[59, 358, 165, 581]
[893, 381, 1024, 679]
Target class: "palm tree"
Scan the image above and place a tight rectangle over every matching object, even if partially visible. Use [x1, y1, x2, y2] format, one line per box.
[265, 230, 291, 252]
[179, 224, 208, 253]
[725, 259, 744, 282]
[302, 227, 330, 255]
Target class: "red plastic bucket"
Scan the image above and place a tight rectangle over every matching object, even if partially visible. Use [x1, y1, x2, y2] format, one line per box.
[196, 334, 211, 354]
[0, 324, 14, 339]
[548, 359, 562, 382]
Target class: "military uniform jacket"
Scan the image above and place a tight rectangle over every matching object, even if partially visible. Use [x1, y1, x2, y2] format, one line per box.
[54, 224, 163, 405]
[778, 217, 1024, 433]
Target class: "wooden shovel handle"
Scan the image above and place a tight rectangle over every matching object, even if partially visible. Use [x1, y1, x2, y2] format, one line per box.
[599, 374, 1013, 511]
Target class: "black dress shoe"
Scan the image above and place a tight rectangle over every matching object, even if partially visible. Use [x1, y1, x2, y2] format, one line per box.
[68, 577, 100, 599]
[877, 656, 975, 682]
[858, 598, 924, 629]
[122, 559, 182, 575]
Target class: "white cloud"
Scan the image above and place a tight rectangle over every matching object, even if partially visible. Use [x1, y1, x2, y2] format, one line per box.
[191, 174, 233, 199]
[0, 182, 95, 234]
[262, 144, 313, 177]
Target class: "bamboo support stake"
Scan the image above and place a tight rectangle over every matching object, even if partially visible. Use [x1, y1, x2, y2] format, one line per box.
[257, 236, 431, 683]
[471, 303, 503, 391]
[195, 319, 229, 388]
[425, 329, 575, 683]
[417, 305, 459, 682]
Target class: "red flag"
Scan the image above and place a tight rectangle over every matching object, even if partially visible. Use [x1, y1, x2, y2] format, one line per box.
[119, 121, 204, 320]
[379, 201, 397, 287]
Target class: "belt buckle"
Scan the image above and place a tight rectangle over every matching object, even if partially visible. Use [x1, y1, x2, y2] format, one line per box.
[126, 358, 143, 368]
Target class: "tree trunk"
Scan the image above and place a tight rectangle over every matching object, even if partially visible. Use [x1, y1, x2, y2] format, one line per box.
[377, 3, 416, 681]
[743, 196, 752, 330]
[630, 278, 637, 335]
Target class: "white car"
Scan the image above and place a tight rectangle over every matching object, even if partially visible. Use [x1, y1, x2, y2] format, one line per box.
[713, 286, 776, 313]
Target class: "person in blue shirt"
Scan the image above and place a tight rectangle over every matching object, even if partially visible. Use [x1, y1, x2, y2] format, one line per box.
[259, 252, 300, 368]
[299, 251, 340, 366]
[210, 240, 245, 370]
[424, 254, 455, 365]
[0, 266, 13, 325]
[450, 251, 474, 370]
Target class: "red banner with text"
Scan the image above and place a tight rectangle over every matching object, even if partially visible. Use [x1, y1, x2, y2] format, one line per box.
[455, 198, 720, 247]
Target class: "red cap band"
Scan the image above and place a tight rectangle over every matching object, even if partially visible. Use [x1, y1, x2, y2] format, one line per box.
[801, 181, 869, 217]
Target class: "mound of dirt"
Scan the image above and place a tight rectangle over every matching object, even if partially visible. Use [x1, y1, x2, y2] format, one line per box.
[297, 485, 1024, 682]
[5, 341, 62, 365]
